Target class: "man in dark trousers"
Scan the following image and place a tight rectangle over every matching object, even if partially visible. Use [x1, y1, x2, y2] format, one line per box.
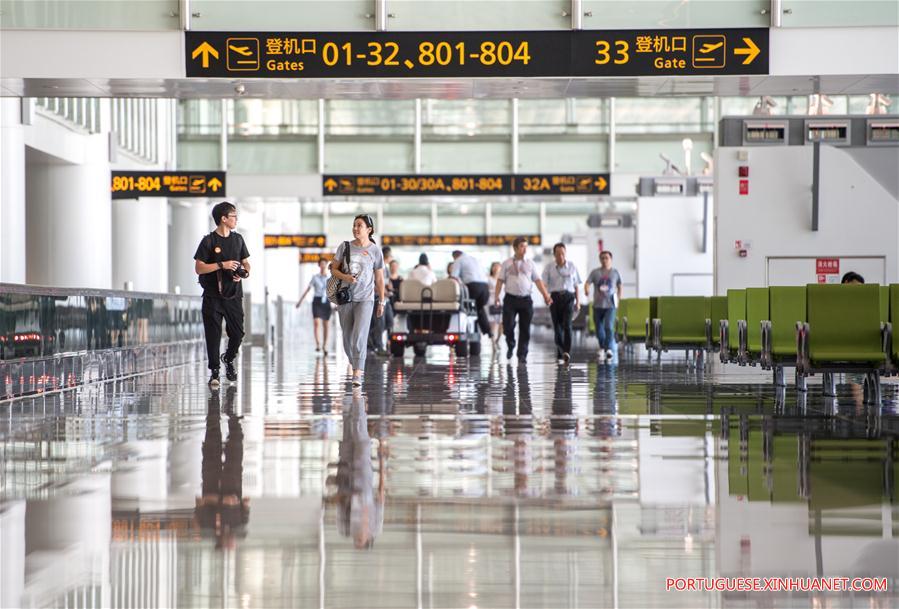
[194, 201, 251, 387]
[451, 250, 491, 337]
[493, 237, 553, 363]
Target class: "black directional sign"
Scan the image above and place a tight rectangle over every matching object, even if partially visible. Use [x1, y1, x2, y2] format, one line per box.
[111, 171, 225, 199]
[322, 174, 610, 197]
[186, 29, 768, 79]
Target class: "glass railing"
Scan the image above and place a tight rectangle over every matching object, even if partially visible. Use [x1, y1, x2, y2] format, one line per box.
[1, 284, 204, 398]
[0, 284, 202, 360]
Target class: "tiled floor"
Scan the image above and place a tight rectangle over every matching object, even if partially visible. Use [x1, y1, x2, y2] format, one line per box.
[1, 325, 897, 608]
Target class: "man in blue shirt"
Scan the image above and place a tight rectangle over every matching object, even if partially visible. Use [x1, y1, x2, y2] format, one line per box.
[541, 243, 582, 364]
[451, 250, 491, 336]
[585, 250, 622, 360]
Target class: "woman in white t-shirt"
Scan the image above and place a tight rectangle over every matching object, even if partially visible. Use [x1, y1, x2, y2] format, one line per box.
[407, 253, 436, 286]
[296, 258, 333, 354]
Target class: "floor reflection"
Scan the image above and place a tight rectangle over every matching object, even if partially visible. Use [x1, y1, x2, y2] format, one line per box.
[1, 328, 897, 608]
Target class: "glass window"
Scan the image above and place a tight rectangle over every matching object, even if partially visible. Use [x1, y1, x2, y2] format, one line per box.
[615, 98, 704, 133]
[519, 99, 607, 135]
[327, 100, 414, 136]
[423, 99, 510, 136]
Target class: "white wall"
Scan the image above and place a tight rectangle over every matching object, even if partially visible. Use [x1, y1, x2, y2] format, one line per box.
[112, 198, 168, 292]
[25, 149, 113, 289]
[636, 196, 714, 297]
[715, 145, 899, 292]
[1, 98, 26, 283]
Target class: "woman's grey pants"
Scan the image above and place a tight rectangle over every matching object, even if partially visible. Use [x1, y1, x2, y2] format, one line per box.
[338, 301, 374, 370]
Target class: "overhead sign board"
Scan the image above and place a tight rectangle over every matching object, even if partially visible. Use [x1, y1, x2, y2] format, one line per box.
[264, 234, 327, 248]
[381, 235, 542, 247]
[111, 171, 225, 199]
[186, 29, 767, 79]
[299, 252, 335, 263]
[323, 174, 610, 197]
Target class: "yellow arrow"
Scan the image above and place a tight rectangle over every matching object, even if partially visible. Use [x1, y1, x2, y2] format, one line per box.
[595, 176, 607, 191]
[191, 41, 219, 68]
[734, 37, 760, 65]
[208, 177, 222, 192]
[324, 178, 337, 192]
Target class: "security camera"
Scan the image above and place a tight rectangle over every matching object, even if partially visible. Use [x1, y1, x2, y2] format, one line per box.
[700, 152, 714, 176]
[752, 96, 777, 115]
[659, 153, 683, 176]
[235, 83, 246, 96]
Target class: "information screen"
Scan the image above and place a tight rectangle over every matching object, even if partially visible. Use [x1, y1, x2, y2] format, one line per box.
[111, 171, 225, 199]
[264, 235, 327, 248]
[381, 235, 542, 246]
[186, 29, 768, 79]
[323, 174, 610, 196]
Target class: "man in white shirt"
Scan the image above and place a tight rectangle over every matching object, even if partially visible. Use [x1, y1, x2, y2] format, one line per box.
[493, 237, 552, 363]
[541, 242, 582, 364]
[407, 253, 436, 286]
[451, 250, 490, 336]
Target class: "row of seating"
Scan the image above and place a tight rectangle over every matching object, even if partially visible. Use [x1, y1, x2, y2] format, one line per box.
[616, 284, 899, 404]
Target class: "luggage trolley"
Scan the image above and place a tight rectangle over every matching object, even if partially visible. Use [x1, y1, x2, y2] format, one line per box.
[390, 279, 482, 357]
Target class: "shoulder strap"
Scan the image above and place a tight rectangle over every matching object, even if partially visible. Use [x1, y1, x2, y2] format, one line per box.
[342, 240, 351, 267]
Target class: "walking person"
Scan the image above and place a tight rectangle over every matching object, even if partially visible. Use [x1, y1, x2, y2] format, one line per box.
[295, 258, 333, 355]
[584, 250, 622, 360]
[388, 260, 403, 304]
[542, 243, 582, 365]
[367, 246, 394, 356]
[487, 262, 503, 348]
[451, 250, 491, 337]
[194, 201, 250, 387]
[329, 214, 386, 387]
[493, 237, 552, 363]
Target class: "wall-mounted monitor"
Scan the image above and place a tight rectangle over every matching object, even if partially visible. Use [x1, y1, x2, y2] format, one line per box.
[742, 120, 788, 145]
[805, 120, 851, 146]
[866, 120, 899, 146]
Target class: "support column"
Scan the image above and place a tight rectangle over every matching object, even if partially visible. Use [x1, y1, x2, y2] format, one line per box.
[168, 199, 211, 295]
[26, 147, 112, 288]
[1, 98, 27, 283]
[112, 197, 169, 292]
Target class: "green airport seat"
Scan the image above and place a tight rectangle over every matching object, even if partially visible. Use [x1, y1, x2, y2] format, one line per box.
[880, 285, 889, 325]
[621, 298, 649, 342]
[797, 284, 887, 404]
[738, 287, 769, 365]
[614, 298, 629, 340]
[653, 296, 708, 354]
[720, 289, 745, 364]
[760, 286, 806, 385]
[705, 296, 727, 350]
[645, 296, 658, 351]
[887, 284, 899, 373]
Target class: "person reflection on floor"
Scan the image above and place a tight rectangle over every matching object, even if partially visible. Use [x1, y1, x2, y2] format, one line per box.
[332, 388, 386, 549]
[195, 386, 249, 550]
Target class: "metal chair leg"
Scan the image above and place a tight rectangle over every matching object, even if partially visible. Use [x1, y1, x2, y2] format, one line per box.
[774, 366, 785, 387]
[822, 372, 836, 397]
[865, 371, 882, 406]
[795, 369, 808, 392]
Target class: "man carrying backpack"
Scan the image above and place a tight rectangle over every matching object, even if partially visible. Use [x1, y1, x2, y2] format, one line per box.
[194, 201, 251, 387]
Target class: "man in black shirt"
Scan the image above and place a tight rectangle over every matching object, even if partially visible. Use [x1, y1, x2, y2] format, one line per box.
[194, 201, 251, 387]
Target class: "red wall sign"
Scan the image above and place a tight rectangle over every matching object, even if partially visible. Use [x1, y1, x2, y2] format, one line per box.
[739, 179, 749, 195]
[815, 258, 840, 275]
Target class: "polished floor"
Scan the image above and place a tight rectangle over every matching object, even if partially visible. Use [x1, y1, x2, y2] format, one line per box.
[1, 322, 898, 609]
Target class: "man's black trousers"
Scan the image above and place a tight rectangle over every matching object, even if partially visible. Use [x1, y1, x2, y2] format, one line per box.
[549, 291, 575, 357]
[502, 294, 534, 358]
[202, 296, 244, 370]
[466, 281, 491, 335]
